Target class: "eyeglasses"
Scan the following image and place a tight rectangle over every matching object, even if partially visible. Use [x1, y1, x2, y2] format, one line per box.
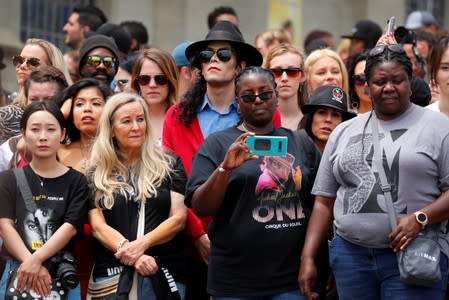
[86, 55, 117, 68]
[239, 91, 274, 103]
[199, 48, 233, 63]
[353, 74, 366, 86]
[136, 74, 168, 86]
[12, 55, 40, 68]
[368, 44, 405, 58]
[269, 67, 302, 78]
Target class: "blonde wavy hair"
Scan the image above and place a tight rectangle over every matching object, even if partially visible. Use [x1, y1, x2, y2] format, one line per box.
[14, 38, 73, 106]
[304, 48, 349, 100]
[90, 92, 174, 209]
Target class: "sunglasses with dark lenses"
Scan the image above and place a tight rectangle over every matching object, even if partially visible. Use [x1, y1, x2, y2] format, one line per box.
[199, 48, 233, 63]
[86, 55, 117, 68]
[12, 55, 40, 68]
[240, 91, 274, 103]
[368, 44, 405, 58]
[353, 74, 367, 86]
[136, 74, 169, 86]
[270, 67, 302, 78]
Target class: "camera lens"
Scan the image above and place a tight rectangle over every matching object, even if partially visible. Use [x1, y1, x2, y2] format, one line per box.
[57, 251, 79, 289]
[394, 26, 415, 44]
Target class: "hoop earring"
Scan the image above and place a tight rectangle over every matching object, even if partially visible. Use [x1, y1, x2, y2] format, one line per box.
[351, 101, 359, 110]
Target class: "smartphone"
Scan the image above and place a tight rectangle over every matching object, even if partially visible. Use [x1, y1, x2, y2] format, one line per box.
[246, 136, 288, 156]
[386, 16, 396, 34]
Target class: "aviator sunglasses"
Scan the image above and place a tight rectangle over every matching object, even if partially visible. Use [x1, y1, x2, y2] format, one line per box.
[136, 74, 168, 86]
[239, 91, 274, 103]
[12, 55, 40, 68]
[270, 67, 302, 79]
[86, 55, 117, 68]
[199, 48, 233, 63]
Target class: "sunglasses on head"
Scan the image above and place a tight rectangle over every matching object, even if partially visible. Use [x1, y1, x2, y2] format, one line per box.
[368, 44, 405, 58]
[353, 74, 367, 86]
[136, 74, 168, 86]
[12, 55, 40, 68]
[199, 48, 233, 63]
[239, 91, 274, 103]
[86, 55, 117, 68]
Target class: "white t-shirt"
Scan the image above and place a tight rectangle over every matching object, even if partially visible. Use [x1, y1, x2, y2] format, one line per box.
[0, 140, 13, 171]
[426, 100, 440, 112]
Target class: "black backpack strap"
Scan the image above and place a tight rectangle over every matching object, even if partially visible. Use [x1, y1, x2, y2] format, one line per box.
[13, 168, 38, 213]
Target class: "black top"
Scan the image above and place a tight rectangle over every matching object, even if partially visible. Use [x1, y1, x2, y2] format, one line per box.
[0, 165, 88, 253]
[89, 155, 188, 282]
[185, 126, 320, 296]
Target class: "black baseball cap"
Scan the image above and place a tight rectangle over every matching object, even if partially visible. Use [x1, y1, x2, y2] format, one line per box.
[341, 20, 382, 49]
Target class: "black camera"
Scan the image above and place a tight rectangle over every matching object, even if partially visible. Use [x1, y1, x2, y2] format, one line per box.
[394, 26, 416, 44]
[47, 251, 79, 289]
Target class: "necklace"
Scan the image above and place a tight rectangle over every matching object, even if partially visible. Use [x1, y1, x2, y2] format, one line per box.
[240, 122, 252, 132]
[34, 172, 45, 187]
[79, 142, 91, 170]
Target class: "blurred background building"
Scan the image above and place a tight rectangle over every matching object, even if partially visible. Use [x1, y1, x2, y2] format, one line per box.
[0, 0, 446, 92]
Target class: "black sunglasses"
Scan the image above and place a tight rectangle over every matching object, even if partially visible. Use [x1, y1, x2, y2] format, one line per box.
[239, 91, 274, 103]
[136, 74, 168, 86]
[199, 48, 233, 63]
[368, 44, 405, 58]
[12, 55, 40, 68]
[353, 74, 366, 86]
[270, 67, 302, 78]
[86, 55, 117, 68]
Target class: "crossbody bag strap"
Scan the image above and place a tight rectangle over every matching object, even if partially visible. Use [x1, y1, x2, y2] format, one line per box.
[13, 168, 38, 212]
[370, 113, 398, 230]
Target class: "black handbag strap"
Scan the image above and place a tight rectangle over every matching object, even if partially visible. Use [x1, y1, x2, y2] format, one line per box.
[370, 113, 398, 230]
[13, 168, 38, 213]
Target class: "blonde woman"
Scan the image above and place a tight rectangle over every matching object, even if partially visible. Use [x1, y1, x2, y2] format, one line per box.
[0, 38, 73, 144]
[87, 93, 188, 299]
[264, 43, 306, 130]
[304, 48, 349, 106]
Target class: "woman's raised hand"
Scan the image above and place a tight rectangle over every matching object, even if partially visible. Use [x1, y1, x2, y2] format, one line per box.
[221, 132, 258, 171]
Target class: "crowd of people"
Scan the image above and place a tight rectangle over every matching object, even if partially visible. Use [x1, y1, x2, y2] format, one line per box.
[0, 3, 448, 300]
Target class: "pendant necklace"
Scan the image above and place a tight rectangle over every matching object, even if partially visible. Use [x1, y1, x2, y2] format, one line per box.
[35, 172, 45, 187]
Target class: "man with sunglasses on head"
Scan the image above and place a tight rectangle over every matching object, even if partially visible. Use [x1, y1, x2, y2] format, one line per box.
[162, 20, 280, 300]
[78, 34, 119, 87]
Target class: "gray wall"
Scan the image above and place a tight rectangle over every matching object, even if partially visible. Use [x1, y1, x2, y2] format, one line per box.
[0, 0, 446, 92]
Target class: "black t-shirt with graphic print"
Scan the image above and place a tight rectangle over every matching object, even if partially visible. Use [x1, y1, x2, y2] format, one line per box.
[0, 165, 88, 253]
[185, 126, 320, 297]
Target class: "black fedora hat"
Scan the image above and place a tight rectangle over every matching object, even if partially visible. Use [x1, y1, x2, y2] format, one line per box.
[301, 86, 356, 120]
[186, 21, 262, 68]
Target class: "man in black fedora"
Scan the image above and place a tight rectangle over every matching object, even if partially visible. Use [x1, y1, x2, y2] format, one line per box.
[162, 20, 271, 300]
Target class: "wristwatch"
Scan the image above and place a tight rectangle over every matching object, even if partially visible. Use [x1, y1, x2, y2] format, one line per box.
[414, 211, 428, 229]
